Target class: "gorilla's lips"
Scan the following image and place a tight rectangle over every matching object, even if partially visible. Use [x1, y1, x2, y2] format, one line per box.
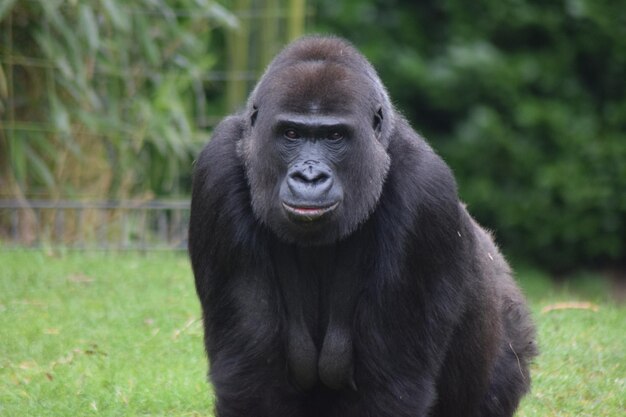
[282, 202, 339, 222]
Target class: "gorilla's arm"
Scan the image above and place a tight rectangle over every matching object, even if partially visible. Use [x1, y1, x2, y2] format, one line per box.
[189, 117, 298, 415]
[189, 115, 266, 350]
[351, 123, 485, 415]
[189, 115, 247, 284]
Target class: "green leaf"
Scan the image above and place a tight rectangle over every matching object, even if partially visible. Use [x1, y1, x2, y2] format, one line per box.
[208, 3, 239, 29]
[101, 0, 131, 32]
[35, 31, 75, 79]
[25, 146, 55, 189]
[134, 13, 161, 66]
[49, 95, 71, 134]
[79, 4, 100, 52]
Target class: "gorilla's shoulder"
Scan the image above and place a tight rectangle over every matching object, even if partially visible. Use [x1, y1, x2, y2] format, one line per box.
[195, 115, 246, 187]
[373, 117, 462, 246]
[191, 115, 250, 217]
[386, 118, 458, 206]
[190, 114, 259, 253]
[197, 115, 245, 164]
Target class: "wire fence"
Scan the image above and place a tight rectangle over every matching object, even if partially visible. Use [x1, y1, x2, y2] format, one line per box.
[0, 199, 190, 251]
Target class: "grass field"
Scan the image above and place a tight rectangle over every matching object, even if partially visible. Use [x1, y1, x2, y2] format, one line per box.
[0, 250, 624, 416]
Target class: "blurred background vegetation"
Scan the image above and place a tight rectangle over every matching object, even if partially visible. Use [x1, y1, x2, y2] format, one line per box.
[1, 0, 624, 273]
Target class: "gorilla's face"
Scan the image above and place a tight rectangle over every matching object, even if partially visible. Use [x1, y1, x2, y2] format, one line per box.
[274, 113, 348, 224]
[240, 62, 391, 245]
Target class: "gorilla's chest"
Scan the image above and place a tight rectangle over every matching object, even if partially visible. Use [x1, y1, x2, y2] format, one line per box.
[271, 244, 363, 390]
[274, 246, 346, 342]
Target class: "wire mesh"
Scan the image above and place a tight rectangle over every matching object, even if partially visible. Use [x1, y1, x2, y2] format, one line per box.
[0, 199, 190, 251]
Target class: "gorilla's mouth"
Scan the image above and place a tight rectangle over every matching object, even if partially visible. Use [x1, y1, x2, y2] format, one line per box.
[282, 202, 339, 222]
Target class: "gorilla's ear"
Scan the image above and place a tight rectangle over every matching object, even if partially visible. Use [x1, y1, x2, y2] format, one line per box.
[373, 106, 384, 136]
[250, 105, 259, 127]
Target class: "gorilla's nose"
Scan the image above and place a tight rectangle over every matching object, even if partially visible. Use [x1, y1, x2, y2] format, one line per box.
[287, 164, 333, 199]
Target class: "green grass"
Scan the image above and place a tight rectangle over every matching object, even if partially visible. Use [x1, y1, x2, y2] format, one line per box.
[0, 250, 211, 416]
[0, 251, 624, 416]
[515, 268, 626, 417]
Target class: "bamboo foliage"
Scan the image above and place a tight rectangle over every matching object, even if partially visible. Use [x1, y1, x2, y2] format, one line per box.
[0, 0, 307, 199]
[0, 0, 236, 198]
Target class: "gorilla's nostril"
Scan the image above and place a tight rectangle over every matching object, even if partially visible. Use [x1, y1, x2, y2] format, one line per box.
[312, 172, 330, 185]
[290, 170, 330, 185]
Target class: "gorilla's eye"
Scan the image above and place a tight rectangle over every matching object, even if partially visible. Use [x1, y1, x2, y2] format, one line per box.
[328, 131, 343, 141]
[284, 129, 300, 140]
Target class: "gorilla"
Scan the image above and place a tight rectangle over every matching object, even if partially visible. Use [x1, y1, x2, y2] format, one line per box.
[189, 36, 537, 417]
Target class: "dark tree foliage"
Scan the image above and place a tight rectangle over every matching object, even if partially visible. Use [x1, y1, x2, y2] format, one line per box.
[315, 0, 626, 271]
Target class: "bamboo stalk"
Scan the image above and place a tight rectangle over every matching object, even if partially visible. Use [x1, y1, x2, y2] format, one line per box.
[287, 0, 305, 42]
[226, 0, 251, 112]
[260, 0, 279, 72]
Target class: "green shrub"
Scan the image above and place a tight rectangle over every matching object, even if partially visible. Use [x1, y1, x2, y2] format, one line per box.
[314, 0, 626, 270]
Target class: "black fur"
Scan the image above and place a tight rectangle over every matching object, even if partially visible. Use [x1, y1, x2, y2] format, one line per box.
[189, 36, 537, 417]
